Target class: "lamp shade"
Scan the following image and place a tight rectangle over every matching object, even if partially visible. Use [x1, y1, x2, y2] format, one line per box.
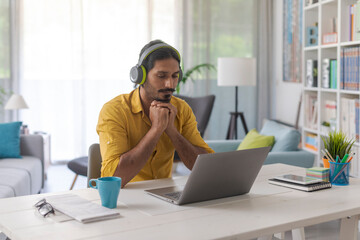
[217, 57, 256, 86]
[4, 94, 29, 110]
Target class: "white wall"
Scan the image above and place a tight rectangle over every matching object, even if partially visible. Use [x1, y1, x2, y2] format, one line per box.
[272, 0, 303, 127]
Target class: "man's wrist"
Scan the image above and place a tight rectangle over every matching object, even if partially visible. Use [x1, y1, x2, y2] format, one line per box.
[165, 126, 178, 137]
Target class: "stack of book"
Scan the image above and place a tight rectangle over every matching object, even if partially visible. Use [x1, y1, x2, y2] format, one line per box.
[268, 174, 332, 192]
[306, 167, 329, 182]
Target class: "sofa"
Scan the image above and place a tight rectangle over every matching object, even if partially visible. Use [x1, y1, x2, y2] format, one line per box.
[0, 134, 44, 198]
[206, 119, 315, 168]
[174, 119, 314, 175]
[206, 139, 314, 168]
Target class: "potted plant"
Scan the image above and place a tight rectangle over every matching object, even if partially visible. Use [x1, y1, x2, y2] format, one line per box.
[321, 130, 355, 167]
[176, 63, 216, 94]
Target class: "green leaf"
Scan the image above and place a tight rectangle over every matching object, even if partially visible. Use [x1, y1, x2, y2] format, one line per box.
[176, 63, 216, 94]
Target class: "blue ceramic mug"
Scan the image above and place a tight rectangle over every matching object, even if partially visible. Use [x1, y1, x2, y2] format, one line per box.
[89, 177, 121, 209]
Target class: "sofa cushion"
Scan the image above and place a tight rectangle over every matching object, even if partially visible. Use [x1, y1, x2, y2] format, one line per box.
[260, 120, 300, 152]
[0, 168, 30, 197]
[0, 156, 42, 195]
[0, 121, 22, 159]
[0, 185, 15, 198]
[237, 129, 275, 150]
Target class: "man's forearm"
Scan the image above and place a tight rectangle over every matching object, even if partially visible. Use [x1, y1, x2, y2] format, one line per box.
[113, 128, 162, 187]
[166, 130, 208, 170]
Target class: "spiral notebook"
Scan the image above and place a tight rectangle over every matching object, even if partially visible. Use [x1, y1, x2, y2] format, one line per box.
[268, 178, 332, 192]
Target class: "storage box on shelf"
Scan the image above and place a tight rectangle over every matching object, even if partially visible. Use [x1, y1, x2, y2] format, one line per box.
[302, 0, 360, 176]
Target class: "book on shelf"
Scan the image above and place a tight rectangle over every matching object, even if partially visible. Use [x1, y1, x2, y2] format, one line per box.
[322, 58, 330, 88]
[268, 178, 332, 192]
[306, 59, 318, 87]
[341, 47, 360, 91]
[347, 2, 360, 41]
[340, 97, 360, 142]
[330, 59, 337, 89]
[305, 133, 318, 151]
[324, 100, 336, 124]
[304, 94, 318, 129]
[322, 59, 337, 89]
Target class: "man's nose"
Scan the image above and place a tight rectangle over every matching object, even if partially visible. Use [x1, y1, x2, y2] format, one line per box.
[164, 77, 175, 88]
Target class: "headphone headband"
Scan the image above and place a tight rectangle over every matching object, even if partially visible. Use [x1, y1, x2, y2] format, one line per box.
[130, 42, 182, 85]
[137, 43, 181, 66]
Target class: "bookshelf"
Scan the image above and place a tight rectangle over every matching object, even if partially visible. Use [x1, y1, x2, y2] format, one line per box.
[303, 0, 360, 177]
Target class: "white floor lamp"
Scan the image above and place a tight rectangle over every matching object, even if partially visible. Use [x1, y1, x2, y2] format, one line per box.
[217, 57, 256, 139]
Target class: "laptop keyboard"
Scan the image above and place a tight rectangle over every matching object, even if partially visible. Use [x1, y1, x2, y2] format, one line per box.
[164, 191, 182, 200]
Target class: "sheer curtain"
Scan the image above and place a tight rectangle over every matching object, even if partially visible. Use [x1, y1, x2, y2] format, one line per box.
[257, 0, 274, 128]
[0, 0, 11, 122]
[179, 0, 258, 140]
[16, 0, 258, 161]
[19, 0, 178, 161]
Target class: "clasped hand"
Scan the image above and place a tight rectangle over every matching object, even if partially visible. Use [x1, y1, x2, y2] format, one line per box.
[149, 101, 177, 133]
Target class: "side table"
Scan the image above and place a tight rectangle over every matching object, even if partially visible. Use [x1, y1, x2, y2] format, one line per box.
[34, 132, 51, 179]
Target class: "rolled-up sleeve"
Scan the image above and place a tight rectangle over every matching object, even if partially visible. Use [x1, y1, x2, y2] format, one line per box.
[97, 103, 130, 177]
[179, 102, 214, 154]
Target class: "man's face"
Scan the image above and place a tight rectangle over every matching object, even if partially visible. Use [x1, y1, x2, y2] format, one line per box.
[142, 58, 180, 103]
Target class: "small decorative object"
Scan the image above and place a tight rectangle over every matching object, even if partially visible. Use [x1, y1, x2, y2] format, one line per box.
[323, 32, 337, 44]
[306, 25, 318, 47]
[321, 131, 355, 185]
[176, 63, 215, 94]
[320, 121, 330, 135]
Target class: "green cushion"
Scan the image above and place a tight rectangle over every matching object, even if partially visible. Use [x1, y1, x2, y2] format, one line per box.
[260, 120, 301, 152]
[237, 129, 275, 150]
[0, 121, 22, 159]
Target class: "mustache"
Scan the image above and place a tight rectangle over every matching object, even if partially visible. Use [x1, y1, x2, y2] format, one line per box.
[158, 88, 175, 93]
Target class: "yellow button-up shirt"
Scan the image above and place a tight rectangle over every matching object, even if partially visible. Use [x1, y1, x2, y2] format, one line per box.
[96, 87, 214, 182]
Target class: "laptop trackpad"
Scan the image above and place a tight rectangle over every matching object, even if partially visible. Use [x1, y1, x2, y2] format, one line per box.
[146, 185, 184, 199]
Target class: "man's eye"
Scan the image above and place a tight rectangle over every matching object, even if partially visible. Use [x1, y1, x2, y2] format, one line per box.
[158, 75, 166, 78]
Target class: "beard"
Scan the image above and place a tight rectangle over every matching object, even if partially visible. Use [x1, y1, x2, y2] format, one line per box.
[142, 82, 175, 103]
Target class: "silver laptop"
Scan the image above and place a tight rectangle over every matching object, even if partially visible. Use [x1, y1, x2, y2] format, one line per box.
[145, 146, 271, 205]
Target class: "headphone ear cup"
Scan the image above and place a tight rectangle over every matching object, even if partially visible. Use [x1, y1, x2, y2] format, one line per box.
[130, 66, 140, 84]
[130, 65, 146, 84]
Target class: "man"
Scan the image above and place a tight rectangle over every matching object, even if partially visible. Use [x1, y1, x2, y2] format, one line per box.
[97, 40, 214, 187]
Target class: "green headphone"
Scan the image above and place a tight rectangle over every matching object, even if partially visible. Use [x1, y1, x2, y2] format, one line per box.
[130, 43, 183, 85]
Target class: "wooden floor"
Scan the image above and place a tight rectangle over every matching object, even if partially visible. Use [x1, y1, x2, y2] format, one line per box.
[40, 163, 359, 240]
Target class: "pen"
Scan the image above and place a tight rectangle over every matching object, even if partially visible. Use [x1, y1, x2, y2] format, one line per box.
[335, 155, 339, 163]
[325, 149, 335, 162]
[347, 152, 356, 163]
[341, 154, 349, 163]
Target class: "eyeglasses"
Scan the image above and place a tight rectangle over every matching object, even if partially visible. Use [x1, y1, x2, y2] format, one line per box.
[34, 199, 55, 217]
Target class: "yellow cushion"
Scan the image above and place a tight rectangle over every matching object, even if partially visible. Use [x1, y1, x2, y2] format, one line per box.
[237, 129, 275, 150]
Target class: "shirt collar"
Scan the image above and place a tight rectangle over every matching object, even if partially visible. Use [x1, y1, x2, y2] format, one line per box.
[131, 87, 143, 114]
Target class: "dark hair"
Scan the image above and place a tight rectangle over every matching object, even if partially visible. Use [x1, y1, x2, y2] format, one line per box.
[139, 39, 180, 72]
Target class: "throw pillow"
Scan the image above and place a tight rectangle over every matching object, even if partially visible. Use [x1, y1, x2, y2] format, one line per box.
[260, 119, 301, 152]
[237, 129, 275, 150]
[0, 121, 22, 159]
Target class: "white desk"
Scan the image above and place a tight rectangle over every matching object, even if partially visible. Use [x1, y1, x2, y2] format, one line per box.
[1, 164, 360, 240]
